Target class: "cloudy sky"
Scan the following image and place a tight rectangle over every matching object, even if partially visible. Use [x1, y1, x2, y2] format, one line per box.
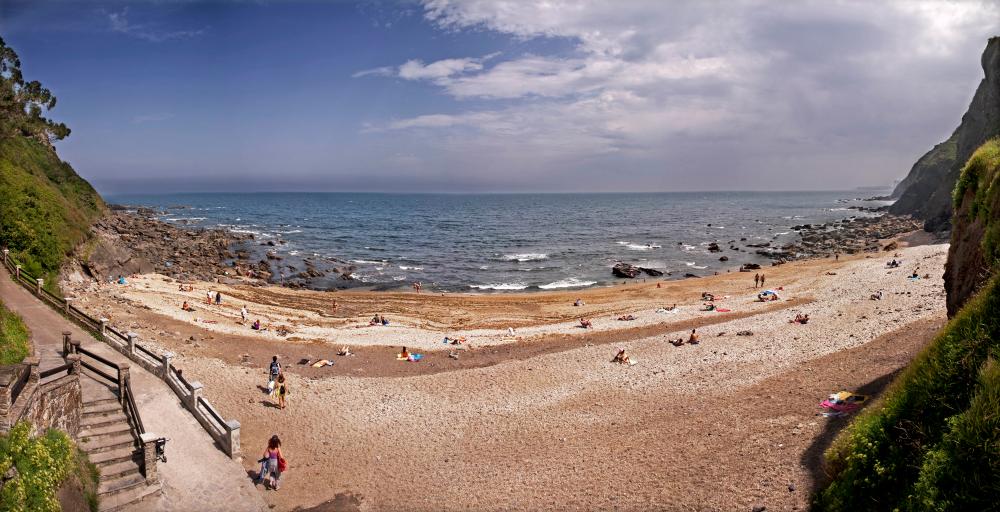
[2, 0, 999, 194]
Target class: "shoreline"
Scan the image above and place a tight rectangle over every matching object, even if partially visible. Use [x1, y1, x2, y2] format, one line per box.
[96, 201, 928, 294]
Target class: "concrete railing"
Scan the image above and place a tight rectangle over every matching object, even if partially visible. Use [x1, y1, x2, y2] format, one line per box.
[2, 250, 241, 459]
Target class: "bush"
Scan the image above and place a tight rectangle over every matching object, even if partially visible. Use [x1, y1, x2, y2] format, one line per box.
[0, 299, 30, 365]
[0, 422, 77, 512]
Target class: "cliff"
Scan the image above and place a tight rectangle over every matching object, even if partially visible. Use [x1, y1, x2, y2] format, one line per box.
[0, 136, 104, 289]
[816, 138, 1000, 511]
[890, 37, 1000, 231]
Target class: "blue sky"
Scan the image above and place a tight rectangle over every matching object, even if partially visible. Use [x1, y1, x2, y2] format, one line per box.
[2, 1, 999, 194]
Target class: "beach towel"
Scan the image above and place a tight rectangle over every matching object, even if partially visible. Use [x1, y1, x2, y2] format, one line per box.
[716, 308, 731, 313]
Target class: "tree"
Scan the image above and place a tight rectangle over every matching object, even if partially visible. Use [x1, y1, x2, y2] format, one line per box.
[0, 37, 70, 143]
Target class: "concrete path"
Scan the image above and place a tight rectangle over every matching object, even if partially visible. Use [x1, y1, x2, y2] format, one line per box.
[1, 269, 267, 512]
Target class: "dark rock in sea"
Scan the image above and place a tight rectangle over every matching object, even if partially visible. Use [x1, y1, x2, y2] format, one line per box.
[639, 267, 664, 277]
[708, 242, 722, 252]
[612, 262, 641, 278]
[684, 273, 700, 278]
[719, 256, 729, 261]
[740, 263, 762, 271]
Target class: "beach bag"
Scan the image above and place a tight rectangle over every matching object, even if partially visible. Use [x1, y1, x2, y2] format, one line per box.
[278, 455, 288, 472]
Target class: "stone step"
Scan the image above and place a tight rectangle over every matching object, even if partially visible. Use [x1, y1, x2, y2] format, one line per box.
[80, 433, 134, 454]
[80, 411, 129, 431]
[82, 395, 119, 408]
[98, 480, 160, 512]
[80, 422, 132, 440]
[98, 459, 142, 482]
[89, 447, 137, 467]
[98, 472, 147, 498]
[82, 401, 122, 418]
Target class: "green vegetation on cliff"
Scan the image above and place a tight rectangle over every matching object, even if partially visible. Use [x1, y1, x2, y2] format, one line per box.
[0, 422, 98, 512]
[0, 299, 30, 365]
[0, 39, 103, 289]
[816, 140, 1000, 511]
[953, 138, 1000, 267]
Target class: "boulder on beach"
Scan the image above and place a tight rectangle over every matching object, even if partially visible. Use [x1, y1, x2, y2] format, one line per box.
[612, 262, 641, 278]
[640, 267, 664, 277]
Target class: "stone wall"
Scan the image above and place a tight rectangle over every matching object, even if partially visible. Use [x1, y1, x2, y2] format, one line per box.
[22, 375, 82, 437]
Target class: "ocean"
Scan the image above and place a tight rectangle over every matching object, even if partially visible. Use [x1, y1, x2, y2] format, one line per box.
[107, 191, 892, 292]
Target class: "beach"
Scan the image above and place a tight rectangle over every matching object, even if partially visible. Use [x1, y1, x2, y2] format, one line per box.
[64, 238, 947, 511]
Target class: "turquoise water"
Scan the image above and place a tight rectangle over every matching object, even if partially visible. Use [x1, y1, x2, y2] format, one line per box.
[107, 191, 890, 292]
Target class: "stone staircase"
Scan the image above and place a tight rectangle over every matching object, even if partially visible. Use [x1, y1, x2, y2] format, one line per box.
[79, 378, 161, 511]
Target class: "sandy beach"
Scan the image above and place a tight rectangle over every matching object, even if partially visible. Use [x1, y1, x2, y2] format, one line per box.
[64, 239, 947, 511]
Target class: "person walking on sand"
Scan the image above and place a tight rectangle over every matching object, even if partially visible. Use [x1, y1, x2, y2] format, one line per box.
[754, 273, 760, 288]
[267, 356, 281, 394]
[215, 291, 222, 305]
[277, 374, 288, 409]
[205, 290, 213, 305]
[760, 274, 766, 288]
[240, 305, 248, 324]
[256, 435, 285, 490]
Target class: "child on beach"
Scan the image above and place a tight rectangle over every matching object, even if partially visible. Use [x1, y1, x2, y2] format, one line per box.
[276, 374, 288, 409]
[241, 305, 248, 323]
[206, 290, 213, 304]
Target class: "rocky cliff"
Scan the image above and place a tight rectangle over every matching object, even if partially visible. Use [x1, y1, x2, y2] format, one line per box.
[890, 37, 1000, 231]
[944, 138, 999, 316]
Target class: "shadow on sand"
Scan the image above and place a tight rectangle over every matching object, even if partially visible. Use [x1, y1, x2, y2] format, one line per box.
[800, 367, 904, 495]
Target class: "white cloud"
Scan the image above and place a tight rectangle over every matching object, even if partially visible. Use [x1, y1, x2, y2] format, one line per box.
[108, 8, 204, 43]
[361, 0, 1000, 190]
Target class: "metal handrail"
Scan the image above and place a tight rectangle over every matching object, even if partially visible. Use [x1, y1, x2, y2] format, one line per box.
[39, 363, 72, 380]
[122, 377, 146, 435]
[198, 396, 227, 429]
[8, 365, 30, 404]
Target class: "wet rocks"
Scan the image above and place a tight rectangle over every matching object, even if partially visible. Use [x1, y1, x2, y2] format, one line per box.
[640, 267, 664, 277]
[707, 242, 722, 252]
[612, 263, 641, 278]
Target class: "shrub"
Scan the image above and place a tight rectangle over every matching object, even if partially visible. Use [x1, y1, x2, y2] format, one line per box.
[0, 422, 76, 512]
[0, 299, 30, 365]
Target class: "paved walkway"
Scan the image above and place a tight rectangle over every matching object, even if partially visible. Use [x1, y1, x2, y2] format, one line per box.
[1, 269, 267, 511]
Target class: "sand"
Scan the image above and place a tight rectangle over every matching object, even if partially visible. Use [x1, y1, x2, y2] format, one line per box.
[65, 241, 948, 511]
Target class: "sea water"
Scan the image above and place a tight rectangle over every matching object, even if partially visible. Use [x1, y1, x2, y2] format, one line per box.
[107, 191, 891, 292]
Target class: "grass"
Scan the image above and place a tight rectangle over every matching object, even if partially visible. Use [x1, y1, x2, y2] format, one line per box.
[0, 421, 97, 512]
[815, 138, 1000, 510]
[0, 298, 30, 365]
[0, 136, 103, 295]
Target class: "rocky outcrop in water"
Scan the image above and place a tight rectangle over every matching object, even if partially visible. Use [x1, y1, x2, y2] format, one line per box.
[890, 37, 1000, 232]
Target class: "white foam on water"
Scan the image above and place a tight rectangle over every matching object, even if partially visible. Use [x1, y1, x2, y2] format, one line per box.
[501, 253, 548, 262]
[469, 282, 529, 290]
[538, 278, 597, 290]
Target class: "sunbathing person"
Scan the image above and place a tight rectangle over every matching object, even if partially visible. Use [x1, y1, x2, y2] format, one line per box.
[665, 304, 677, 311]
[579, 318, 593, 329]
[617, 314, 636, 321]
[701, 302, 716, 311]
[687, 329, 700, 344]
[252, 319, 262, 330]
[181, 301, 194, 312]
[669, 337, 685, 347]
[399, 346, 410, 359]
[701, 292, 715, 301]
[574, 298, 584, 307]
[611, 349, 635, 365]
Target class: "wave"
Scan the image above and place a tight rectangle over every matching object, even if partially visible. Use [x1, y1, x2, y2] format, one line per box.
[774, 231, 790, 235]
[469, 282, 529, 290]
[276, 229, 303, 234]
[351, 259, 387, 265]
[398, 265, 423, 271]
[684, 261, 697, 266]
[501, 253, 548, 262]
[682, 244, 697, 251]
[538, 278, 597, 290]
[691, 265, 708, 270]
[392, 276, 407, 281]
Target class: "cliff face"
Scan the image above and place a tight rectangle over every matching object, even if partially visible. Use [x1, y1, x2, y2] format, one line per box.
[890, 37, 1000, 231]
[944, 138, 1000, 316]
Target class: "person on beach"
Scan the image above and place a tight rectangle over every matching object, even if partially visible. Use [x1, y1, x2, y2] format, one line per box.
[276, 374, 288, 409]
[206, 290, 213, 305]
[754, 273, 760, 288]
[215, 291, 222, 305]
[579, 318, 593, 328]
[381, 315, 389, 326]
[687, 329, 700, 344]
[252, 319, 262, 330]
[181, 301, 194, 312]
[256, 435, 284, 490]
[267, 356, 281, 393]
[241, 305, 248, 324]
[759, 274, 766, 288]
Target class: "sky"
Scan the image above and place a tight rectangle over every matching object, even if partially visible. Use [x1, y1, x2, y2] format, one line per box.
[1, 0, 999, 194]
